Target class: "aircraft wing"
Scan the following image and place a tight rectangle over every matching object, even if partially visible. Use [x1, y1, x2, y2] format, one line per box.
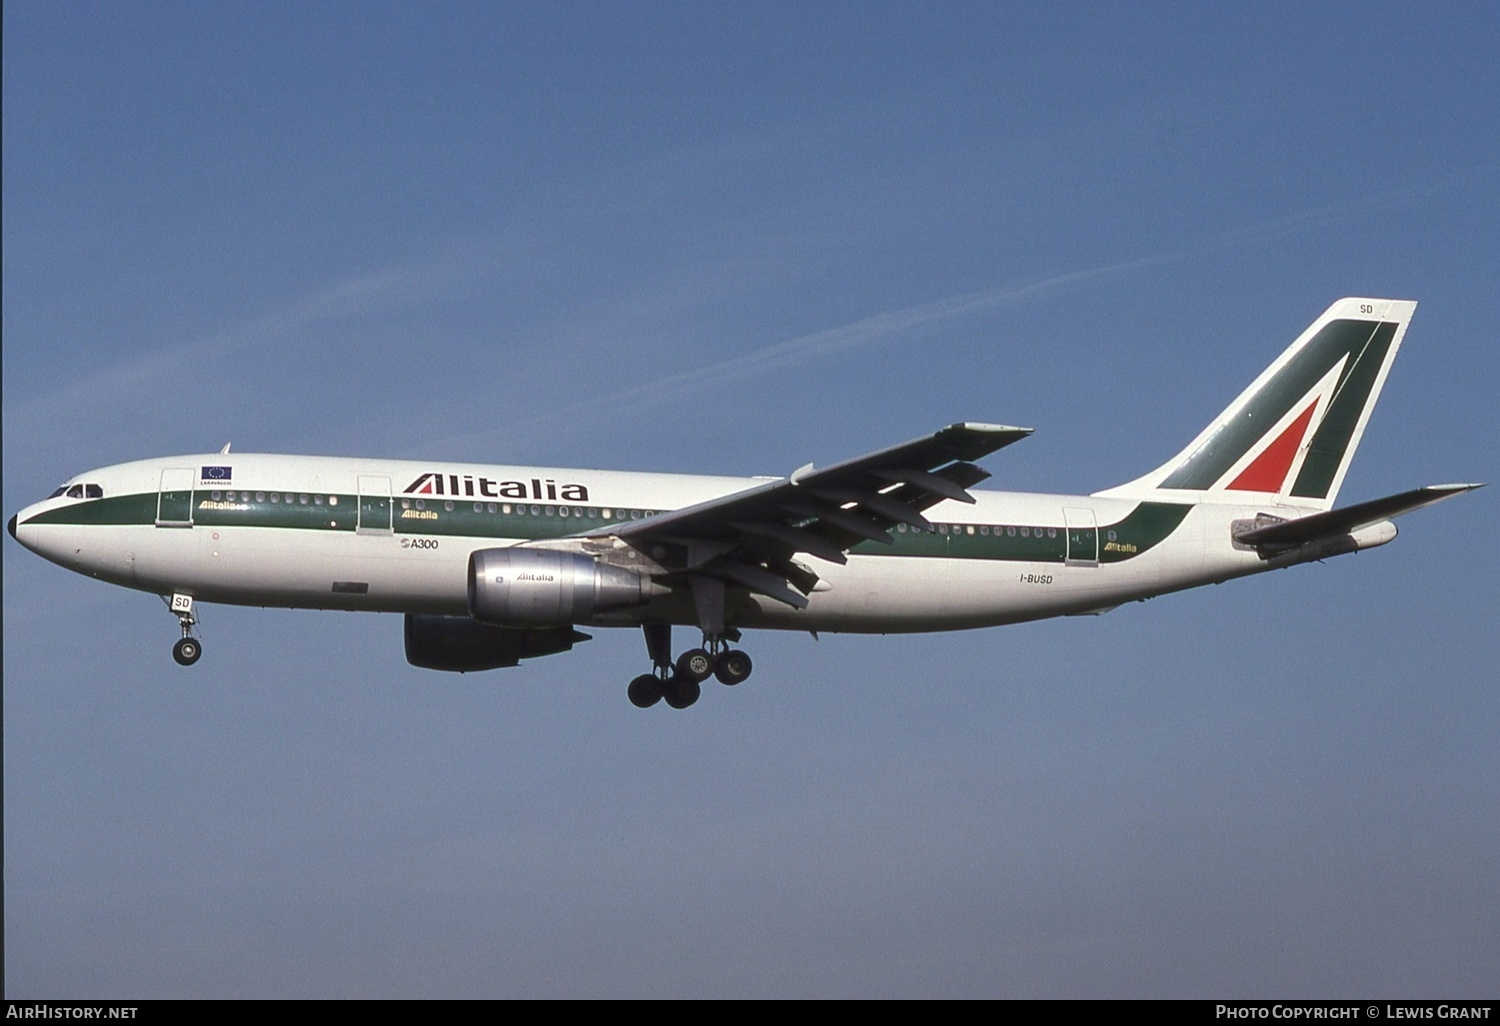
[575, 422, 1032, 608]
[1233, 483, 1483, 549]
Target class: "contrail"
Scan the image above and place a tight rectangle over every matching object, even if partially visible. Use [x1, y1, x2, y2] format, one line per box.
[5, 253, 477, 426]
[429, 167, 1495, 457]
[416, 251, 1171, 457]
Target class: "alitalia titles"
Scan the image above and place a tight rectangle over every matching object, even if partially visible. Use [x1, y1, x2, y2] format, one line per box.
[403, 473, 589, 502]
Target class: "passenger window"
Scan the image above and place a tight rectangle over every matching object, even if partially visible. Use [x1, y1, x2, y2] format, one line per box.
[299, 494, 309, 505]
[444, 501, 454, 512]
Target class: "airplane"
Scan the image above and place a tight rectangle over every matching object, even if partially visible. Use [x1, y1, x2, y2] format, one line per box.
[8, 298, 1481, 709]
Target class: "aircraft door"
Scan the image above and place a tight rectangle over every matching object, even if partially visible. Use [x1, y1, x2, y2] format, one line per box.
[156, 468, 196, 527]
[357, 475, 393, 534]
[1064, 506, 1098, 566]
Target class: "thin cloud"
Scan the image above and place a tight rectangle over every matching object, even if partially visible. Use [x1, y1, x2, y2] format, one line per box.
[417, 172, 1481, 459]
[3, 252, 479, 429]
[415, 252, 1170, 457]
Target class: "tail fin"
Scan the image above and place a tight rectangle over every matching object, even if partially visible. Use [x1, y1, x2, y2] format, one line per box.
[1097, 298, 1416, 511]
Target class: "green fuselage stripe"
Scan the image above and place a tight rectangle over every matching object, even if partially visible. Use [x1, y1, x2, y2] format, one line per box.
[25, 493, 1192, 564]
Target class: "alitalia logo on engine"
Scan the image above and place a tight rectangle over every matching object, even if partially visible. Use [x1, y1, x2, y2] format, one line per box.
[402, 472, 590, 502]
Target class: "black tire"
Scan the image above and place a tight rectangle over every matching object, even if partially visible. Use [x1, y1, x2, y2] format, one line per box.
[172, 637, 202, 666]
[714, 649, 752, 685]
[628, 674, 663, 708]
[676, 648, 715, 683]
[663, 675, 701, 709]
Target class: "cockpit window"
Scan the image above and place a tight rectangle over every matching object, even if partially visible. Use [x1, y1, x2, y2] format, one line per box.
[48, 483, 103, 500]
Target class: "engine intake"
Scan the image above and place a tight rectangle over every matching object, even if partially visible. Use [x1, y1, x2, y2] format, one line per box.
[467, 548, 659, 626]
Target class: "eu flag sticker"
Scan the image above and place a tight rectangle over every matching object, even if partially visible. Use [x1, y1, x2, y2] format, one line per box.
[201, 465, 233, 482]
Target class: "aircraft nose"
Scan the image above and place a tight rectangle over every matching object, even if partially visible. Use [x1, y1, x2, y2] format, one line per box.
[7, 514, 15, 540]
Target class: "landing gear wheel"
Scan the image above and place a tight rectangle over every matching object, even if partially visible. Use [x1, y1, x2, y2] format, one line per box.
[172, 637, 202, 666]
[714, 649, 752, 685]
[628, 674, 663, 709]
[663, 674, 701, 709]
[676, 648, 715, 683]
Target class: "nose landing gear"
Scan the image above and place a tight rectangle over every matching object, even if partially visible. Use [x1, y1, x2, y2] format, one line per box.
[163, 593, 202, 666]
[173, 636, 202, 666]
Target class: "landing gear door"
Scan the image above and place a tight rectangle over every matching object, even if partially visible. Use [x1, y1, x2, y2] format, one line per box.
[156, 467, 196, 527]
[1064, 506, 1098, 567]
[357, 475, 393, 534]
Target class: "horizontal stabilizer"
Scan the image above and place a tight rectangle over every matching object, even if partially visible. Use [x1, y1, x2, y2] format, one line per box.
[1233, 483, 1483, 548]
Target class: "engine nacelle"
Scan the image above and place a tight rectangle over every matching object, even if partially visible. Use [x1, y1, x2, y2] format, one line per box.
[404, 614, 588, 672]
[467, 548, 660, 626]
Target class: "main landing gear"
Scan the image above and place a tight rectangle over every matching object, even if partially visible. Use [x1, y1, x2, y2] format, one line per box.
[163, 592, 202, 666]
[627, 624, 753, 709]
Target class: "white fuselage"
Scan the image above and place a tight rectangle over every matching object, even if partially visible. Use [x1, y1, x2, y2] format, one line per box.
[10, 452, 1332, 636]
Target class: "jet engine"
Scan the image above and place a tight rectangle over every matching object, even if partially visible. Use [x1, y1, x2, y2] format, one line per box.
[403, 614, 589, 672]
[467, 548, 660, 626]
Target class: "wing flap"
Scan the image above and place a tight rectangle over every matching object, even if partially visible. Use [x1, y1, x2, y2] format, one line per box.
[708, 557, 811, 609]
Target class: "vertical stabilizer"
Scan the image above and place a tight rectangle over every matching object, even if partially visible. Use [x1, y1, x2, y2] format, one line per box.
[1096, 298, 1415, 511]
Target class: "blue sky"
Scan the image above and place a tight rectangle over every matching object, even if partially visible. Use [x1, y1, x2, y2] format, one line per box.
[4, 1, 1496, 998]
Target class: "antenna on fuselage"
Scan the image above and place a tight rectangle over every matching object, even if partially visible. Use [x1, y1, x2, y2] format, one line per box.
[220, 443, 232, 454]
